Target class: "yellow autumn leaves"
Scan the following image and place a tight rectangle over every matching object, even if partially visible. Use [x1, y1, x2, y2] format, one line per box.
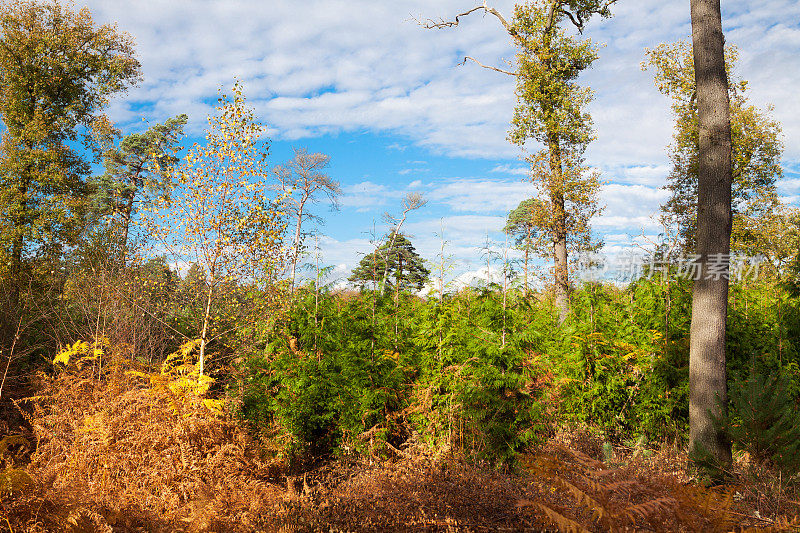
[56, 337, 225, 417]
[146, 81, 289, 376]
[53, 338, 109, 368]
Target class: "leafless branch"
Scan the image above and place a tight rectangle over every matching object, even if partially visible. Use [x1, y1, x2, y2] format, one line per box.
[416, 1, 515, 36]
[417, 5, 484, 29]
[563, 10, 585, 32]
[460, 55, 515, 76]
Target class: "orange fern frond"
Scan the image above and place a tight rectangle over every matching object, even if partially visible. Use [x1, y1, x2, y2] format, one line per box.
[622, 496, 677, 523]
[537, 502, 592, 533]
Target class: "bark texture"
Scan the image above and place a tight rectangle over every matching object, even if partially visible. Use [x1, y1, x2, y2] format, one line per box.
[688, 0, 733, 469]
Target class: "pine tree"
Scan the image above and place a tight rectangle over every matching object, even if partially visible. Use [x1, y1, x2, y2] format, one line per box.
[88, 114, 188, 261]
[349, 231, 430, 292]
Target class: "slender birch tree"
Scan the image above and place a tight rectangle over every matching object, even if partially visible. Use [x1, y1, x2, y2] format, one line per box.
[150, 83, 286, 376]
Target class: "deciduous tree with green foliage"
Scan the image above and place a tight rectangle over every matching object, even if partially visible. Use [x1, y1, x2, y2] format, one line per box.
[423, 0, 612, 323]
[0, 0, 141, 309]
[509, 1, 609, 323]
[644, 41, 783, 252]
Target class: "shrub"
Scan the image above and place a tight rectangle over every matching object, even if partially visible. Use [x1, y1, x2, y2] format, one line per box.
[723, 370, 800, 474]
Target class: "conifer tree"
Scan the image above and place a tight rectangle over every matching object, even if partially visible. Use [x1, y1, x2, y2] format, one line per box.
[274, 147, 340, 294]
[349, 231, 430, 292]
[89, 114, 188, 261]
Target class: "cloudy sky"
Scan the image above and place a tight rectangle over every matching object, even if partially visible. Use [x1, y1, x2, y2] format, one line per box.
[82, 0, 800, 285]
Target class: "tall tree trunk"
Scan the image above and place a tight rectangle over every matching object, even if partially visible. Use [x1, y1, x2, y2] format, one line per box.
[524, 247, 529, 296]
[120, 193, 134, 266]
[289, 201, 306, 294]
[198, 278, 214, 378]
[688, 0, 733, 471]
[9, 233, 23, 314]
[7, 175, 29, 315]
[548, 135, 569, 324]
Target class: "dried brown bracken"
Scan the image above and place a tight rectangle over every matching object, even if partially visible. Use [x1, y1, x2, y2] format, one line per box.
[0, 354, 797, 532]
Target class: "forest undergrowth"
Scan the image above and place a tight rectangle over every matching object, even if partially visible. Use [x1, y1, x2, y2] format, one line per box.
[0, 277, 798, 532]
[1, 357, 797, 532]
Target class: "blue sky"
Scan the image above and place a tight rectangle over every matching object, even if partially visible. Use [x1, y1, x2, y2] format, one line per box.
[81, 0, 800, 286]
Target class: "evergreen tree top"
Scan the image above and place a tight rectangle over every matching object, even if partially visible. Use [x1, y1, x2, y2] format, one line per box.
[349, 230, 430, 292]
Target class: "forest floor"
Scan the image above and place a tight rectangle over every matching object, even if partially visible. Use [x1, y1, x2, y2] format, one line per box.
[0, 365, 797, 532]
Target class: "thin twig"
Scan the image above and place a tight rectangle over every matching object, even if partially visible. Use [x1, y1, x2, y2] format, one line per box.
[0, 318, 22, 399]
[460, 56, 516, 76]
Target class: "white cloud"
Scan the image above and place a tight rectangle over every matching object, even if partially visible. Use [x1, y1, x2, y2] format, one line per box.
[82, 0, 800, 165]
[606, 165, 670, 187]
[779, 178, 800, 192]
[339, 180, 407, 211]
[593, 215, 661, 232]
[490, 164, 530, 176]
[427, 178, 537, 212]
[78, 0, 800, 277]
[600, 183, 669, 219]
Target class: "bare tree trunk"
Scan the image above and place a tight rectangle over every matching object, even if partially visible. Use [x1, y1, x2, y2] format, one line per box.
[688, 0, 733, 471]
[289, 200, 306, 294]
[9, 233, 23, 314]
[523, 247, 529, 296]
[8, 176, 28, 314]
[501, 234, 509, 348]
[198, 278, 214, 377]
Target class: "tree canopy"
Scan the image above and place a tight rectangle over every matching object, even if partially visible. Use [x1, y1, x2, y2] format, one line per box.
[508, 0, 610, 322]
[349, 231, 430, 292]
[0, 0, 141, 303]
[644, 41, 783, 252]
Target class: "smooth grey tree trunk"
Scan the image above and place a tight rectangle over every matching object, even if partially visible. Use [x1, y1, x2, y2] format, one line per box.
[688, 0, 733, 471]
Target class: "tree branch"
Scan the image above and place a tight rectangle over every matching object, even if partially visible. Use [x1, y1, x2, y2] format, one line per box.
[460, 56, 516, 76]
[418, 5, 485, 29]
[562, 10, 585, 32]
[417, 1, 515, 36]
